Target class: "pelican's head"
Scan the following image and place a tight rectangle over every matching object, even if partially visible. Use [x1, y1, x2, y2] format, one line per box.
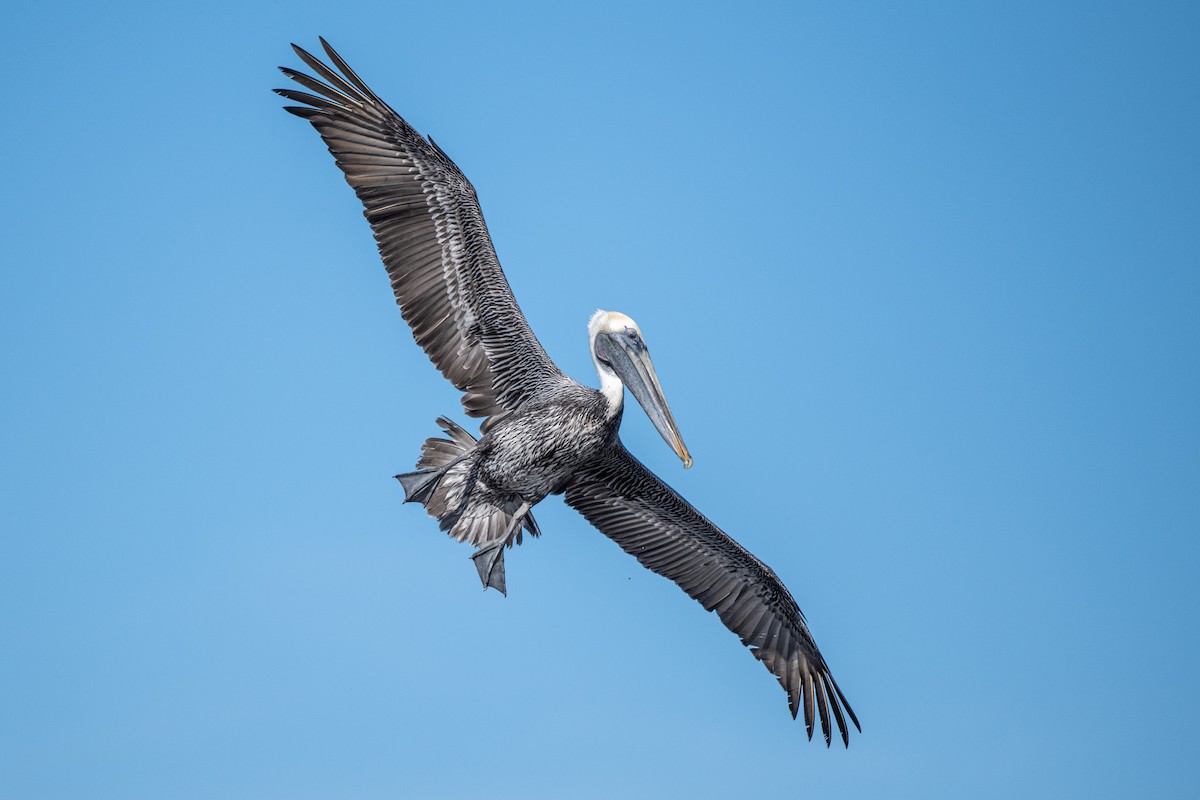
[589, 310, 692, 469]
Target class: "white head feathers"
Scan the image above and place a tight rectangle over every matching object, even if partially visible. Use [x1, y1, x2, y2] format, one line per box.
[588, 309, 641, 417]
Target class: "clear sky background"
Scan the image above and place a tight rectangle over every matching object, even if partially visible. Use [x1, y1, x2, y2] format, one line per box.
[2, 1, 1197, 797]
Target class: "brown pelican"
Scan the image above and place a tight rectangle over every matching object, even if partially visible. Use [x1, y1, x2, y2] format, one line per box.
[277, 39, 860, 747]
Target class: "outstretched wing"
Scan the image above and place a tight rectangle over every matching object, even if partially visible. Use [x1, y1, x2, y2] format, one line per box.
[277, 39, 566, 428]
[565, 440, 860, 746]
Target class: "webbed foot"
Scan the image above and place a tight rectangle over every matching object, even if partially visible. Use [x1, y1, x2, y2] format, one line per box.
[470, 541, 507, 595]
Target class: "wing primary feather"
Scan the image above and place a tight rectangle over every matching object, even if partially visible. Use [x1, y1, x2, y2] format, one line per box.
[829, 673, 861, 733]
[274, 88, 341, 111]
[821, 671, 851, 748]
[812, 670, 832, 746]
[278, 67, 357, 105]
[803, 672, 816, 740]
[319, 37, 388, 106]
[786, 658, 801, 719]
[769, 625, 792, 683]
[289, 43, 364, 101]
[282, 106, 322, 120]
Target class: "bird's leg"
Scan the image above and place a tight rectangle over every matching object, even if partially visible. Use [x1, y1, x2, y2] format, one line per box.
[470, 500, 533, 596]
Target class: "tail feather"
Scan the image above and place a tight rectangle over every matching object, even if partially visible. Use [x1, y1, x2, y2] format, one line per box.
[416, 417, 478, 470]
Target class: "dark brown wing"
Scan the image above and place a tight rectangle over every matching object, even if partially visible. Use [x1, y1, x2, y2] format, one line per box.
[565, 439, 860, 746]
[277, 39, 566, 428]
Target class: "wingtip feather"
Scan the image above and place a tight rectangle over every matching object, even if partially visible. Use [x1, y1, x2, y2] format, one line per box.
[828, 672, 861, 733]
[282, 106, 321, 119]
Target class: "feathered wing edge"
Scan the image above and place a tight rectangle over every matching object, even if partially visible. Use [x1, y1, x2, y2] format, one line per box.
[276, 38, 565, 429]
[564, 440, 860, 746]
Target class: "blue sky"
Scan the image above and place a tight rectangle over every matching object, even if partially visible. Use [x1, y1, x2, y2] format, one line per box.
[2, 1, 1198, 797]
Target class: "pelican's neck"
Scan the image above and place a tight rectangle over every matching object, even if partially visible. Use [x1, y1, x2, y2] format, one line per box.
[594, 359, 624, 419]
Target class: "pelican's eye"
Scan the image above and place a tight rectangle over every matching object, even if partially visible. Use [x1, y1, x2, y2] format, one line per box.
[625, 327, 642, 347]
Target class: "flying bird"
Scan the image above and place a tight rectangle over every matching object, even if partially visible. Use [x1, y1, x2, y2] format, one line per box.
[277, 38, 860, 746]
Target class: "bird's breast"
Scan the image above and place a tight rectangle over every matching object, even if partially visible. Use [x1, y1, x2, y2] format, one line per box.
[479, 392, 615, 500]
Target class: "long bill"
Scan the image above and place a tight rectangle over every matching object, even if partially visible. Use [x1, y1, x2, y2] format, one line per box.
[600, 336, 693, 468]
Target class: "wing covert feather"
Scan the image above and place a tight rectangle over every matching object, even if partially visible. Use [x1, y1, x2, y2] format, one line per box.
[564, 440, 860, 746]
